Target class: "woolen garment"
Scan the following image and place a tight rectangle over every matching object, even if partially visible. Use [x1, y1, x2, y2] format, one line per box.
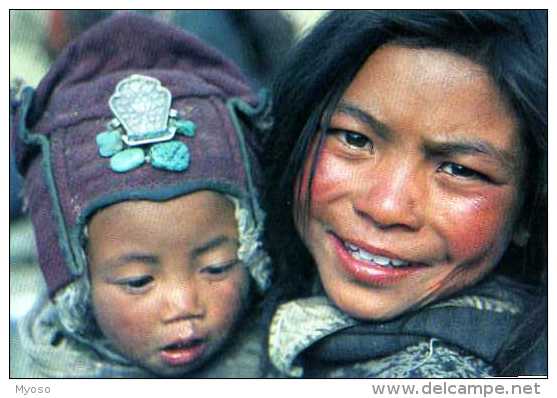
[268, 275, 544, 378]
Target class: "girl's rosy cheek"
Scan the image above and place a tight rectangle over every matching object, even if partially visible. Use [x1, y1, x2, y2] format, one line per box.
[308, 150, 352, 204]
[443, 191, 515, 259]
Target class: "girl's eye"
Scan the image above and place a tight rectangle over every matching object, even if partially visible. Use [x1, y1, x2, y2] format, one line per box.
[341, 131, 372, 149]
[117, 276, 154, 292]
[439, 162, 488, 181]
[327, 129, 373, 151]
[202, 260, 238, 277]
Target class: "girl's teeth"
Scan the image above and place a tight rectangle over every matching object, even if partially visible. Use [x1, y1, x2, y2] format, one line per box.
[373, 255, 391, 266]
[343, 241, 409, 267]
[356, 250, 373, 261]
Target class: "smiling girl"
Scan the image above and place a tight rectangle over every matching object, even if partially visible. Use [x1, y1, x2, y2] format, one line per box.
[13, 14, 271, 377]
[264, 10, 547, 377]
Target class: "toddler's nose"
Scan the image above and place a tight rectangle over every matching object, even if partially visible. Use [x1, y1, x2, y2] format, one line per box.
[161, 282, 204, 323]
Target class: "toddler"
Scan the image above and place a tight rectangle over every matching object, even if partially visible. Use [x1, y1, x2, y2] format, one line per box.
[12, 13, 271, 378]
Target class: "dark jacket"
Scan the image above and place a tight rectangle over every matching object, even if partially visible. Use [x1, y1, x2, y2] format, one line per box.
[268, 275, 545, 378]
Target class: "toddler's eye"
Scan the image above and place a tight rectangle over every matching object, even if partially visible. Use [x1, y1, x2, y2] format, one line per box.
[439, 162, 488, 181]
[202, 260, 239, 277]
[117, 276, 154, 292]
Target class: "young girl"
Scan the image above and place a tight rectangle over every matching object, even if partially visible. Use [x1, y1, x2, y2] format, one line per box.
[12, 13, 272, 378]
[263, 10, 547, 377]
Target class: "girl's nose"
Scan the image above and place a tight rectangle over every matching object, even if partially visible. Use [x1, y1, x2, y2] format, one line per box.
[161, 281, 205, 323]
[353, 158, 424, 230]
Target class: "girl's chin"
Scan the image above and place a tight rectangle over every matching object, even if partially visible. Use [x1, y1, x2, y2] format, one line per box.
[331, 293, 409, 321]
[323, 276, 431, 321]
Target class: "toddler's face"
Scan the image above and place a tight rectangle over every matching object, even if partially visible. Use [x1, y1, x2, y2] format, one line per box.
[87, 191, 249, 377]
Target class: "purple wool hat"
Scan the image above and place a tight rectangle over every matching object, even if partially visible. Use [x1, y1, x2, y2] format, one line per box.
[12, 13, 272, 298]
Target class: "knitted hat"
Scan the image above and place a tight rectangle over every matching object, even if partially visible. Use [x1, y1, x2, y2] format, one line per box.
[12, 13, 272, 302]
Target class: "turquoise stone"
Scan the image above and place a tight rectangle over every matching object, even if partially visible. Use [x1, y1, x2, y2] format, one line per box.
[96, 130, 123, 157]
[149, 141, 190, 171]
[110, 148, 145, 173]
[175, 119, 197, 137]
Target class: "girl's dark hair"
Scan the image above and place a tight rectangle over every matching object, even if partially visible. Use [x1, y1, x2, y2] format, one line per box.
[262, 10, 547, 375]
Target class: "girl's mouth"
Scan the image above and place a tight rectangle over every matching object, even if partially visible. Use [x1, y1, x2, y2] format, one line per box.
[343, 241, 410, 267]
[329, 232, 428, 286]
[160, 338, 207, 366]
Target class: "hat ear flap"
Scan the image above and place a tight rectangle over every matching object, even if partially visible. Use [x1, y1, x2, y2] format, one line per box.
[11, 86, 41, 178]
[250, 89, 274, 135]
[231, 89, 273, 135]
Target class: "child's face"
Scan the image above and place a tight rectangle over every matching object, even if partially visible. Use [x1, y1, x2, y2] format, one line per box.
[87, 191, 249, 377]
[296, 45, 526, 320]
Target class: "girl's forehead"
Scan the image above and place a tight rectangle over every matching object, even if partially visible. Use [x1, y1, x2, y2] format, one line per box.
[347, 47, 518, 132]
[349, 45, 505, 109]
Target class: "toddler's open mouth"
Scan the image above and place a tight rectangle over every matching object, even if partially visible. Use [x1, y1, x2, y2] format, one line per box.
[160, 338, 207, 366]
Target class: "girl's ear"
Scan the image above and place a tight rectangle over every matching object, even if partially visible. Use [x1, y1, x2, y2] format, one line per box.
[512, 224, 530, 247]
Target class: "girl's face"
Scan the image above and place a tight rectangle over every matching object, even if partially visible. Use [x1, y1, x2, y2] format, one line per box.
[297, 45, 526, 320]
[88, 191, 249, 377]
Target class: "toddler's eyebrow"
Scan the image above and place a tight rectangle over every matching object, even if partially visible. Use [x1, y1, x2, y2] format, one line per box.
[191, 235, 237, 258]
[104, 253, 158, 269]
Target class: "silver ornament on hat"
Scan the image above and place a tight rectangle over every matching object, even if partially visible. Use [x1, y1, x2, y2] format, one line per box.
[96, 74, 197, 173]
[109, 74, 177, 146]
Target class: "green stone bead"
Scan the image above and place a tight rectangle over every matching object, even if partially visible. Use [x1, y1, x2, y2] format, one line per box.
[96, 130, 123, 157]
[110, 148, 145, 173]
[149, 141, 190, 172]
[175, 119, 197, 137]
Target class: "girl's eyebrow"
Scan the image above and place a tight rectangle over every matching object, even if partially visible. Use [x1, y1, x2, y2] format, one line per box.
[335, 101, 393, 141]
[191, 235, 236, 258]
[336, 101, 517, 172]
[423, 137, 518, 173]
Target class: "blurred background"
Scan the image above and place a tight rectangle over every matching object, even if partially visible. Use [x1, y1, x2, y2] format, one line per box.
[9, 9, 328, 377]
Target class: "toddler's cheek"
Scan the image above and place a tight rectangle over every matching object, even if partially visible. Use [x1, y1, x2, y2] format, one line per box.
[212, 277, 250, 332]
[93, 292, 148, 351]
